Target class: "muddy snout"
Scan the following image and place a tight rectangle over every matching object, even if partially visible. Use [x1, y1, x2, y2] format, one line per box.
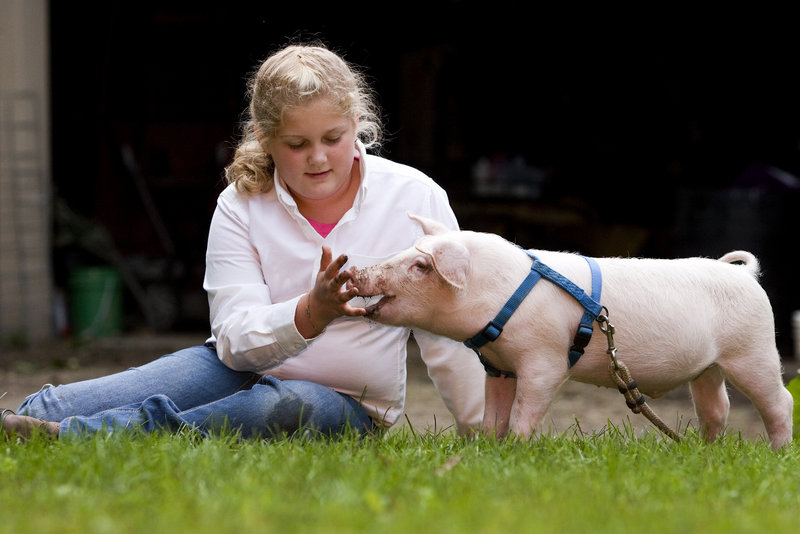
[345, 266, 390, 315]
[350, 266, 381, 296]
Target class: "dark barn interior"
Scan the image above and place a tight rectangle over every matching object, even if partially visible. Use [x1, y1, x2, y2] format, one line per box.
[48, 4, 799, 356]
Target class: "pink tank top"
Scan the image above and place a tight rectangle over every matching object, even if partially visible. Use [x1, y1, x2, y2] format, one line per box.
[307, 218, 337, 238]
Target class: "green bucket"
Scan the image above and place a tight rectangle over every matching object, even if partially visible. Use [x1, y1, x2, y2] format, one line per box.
[68, 266, 123, 338]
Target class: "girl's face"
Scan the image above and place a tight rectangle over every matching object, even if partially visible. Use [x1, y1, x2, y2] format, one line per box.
[263, 97, 358, 205]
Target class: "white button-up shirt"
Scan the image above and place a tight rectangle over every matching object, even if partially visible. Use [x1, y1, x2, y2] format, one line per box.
[203, 142, 485, 431]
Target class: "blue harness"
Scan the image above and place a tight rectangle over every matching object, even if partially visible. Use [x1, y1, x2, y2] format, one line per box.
[464, 251, 603, 378]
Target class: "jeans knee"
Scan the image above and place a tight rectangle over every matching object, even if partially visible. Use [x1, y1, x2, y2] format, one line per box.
[17, 385, 61, 420]
[269, 378, 372, 435]
[141, 393, 180, 413]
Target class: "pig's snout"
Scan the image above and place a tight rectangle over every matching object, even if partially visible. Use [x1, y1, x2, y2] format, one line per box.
[353, 266, 384, 294]
[350, 267, 390, 316]
[353, 268, 369, 290]
[351, 267, 373, 294]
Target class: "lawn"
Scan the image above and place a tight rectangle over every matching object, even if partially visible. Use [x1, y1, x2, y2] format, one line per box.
[2, 422, 798, 534]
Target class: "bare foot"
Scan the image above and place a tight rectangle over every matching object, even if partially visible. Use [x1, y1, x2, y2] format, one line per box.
[1, 409, 59, 439]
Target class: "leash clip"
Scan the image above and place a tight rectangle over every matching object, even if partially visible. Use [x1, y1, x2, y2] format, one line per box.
[596, 309, 618, 367]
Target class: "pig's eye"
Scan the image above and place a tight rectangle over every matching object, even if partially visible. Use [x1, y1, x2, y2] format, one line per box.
[412, 259, 432, 273]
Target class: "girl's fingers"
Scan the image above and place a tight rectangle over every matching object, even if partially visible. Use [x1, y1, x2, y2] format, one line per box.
[319, 246, 333, 272]
[328, 254, 349, 278]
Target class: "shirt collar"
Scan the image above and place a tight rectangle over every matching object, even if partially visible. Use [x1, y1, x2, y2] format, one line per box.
[348, 139, 368, 217]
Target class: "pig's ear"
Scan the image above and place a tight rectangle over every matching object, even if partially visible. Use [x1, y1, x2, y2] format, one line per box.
[408, 212, 450, 236]
[429, 241, 471, 290]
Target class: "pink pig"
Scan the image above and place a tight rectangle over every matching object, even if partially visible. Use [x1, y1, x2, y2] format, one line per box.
[350, 213, 793, 449]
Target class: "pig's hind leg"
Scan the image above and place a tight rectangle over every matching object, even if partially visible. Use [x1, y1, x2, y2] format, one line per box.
[715, 347, 793, 450]
[688, 364, 730, 443]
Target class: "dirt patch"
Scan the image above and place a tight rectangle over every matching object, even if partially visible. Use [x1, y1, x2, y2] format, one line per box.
[2, 333, 796, 442]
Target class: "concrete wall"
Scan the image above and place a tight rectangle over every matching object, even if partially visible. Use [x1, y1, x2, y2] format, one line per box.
[0, 0, 53, 344]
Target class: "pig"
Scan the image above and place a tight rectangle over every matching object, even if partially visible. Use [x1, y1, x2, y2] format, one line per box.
[350, 213, 794, 449]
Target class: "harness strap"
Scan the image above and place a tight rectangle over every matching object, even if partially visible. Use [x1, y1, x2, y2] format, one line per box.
[529, 253, 603, 367]
[464, 264, 543, 352]
[464, 252, 603, 377]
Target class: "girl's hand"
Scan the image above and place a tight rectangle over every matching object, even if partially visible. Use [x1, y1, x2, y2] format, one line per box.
[296, 246, 366, 338]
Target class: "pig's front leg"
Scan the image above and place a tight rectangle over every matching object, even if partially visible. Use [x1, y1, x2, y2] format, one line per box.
[507, 364, 567, 440]
[482, 375, 516, 438]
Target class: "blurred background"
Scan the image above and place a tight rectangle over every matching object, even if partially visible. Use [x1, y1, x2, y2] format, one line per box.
[1, 1, 798, 359]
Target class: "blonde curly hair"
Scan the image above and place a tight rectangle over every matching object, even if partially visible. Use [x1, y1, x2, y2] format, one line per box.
[225, 43, 383, 194]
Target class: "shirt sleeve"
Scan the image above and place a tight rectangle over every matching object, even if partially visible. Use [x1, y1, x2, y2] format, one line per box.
[203, 191, 310, 372]
[423, 179, 461, 230]
[413, 329, 486, 434]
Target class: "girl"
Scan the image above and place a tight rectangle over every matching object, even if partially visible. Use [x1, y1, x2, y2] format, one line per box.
[2, 43, 485, 440]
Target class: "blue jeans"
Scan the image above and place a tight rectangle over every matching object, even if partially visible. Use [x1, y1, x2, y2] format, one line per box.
[18, 345, 374, 439]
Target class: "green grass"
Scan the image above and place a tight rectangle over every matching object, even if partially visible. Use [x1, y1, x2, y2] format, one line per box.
[1, 424, 798, 534]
